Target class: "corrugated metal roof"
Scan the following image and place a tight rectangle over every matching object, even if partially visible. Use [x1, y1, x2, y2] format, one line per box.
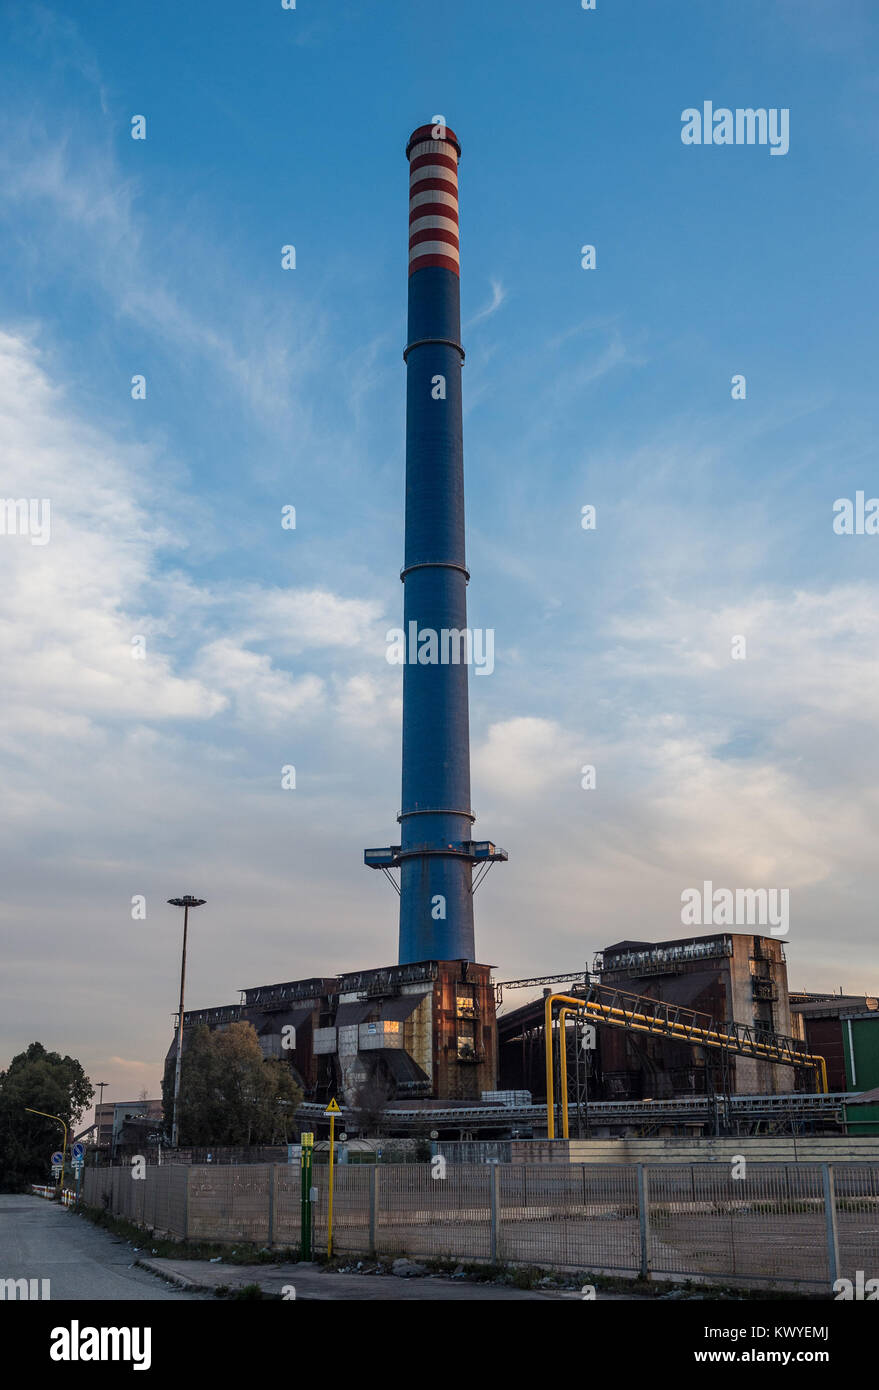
[256, 1005, 313, 1035]
[792, 997, 878, 1018]
[358, 1050, 429, 1085]
[335, 1001, 375, 1026]
[847, 1085, 879, 1106]
[636, 970, 724, 1008]
[381, 993, 428, 1022]
[335, 993, 428, 1026]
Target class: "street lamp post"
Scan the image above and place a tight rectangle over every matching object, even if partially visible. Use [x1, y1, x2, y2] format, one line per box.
[168, 896, 206, 1148]
[25, 1108, 68, 1195]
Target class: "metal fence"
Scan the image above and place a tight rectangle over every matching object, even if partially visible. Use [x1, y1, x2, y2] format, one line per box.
[81, 1160, 879, 1291]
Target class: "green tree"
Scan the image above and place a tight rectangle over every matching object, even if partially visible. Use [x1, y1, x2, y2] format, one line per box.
[166, 1022, 303, 1146]
[0, 1042, 94, 1192]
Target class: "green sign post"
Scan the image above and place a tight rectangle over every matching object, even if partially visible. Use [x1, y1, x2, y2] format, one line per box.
[299, 1132, 314, 1259]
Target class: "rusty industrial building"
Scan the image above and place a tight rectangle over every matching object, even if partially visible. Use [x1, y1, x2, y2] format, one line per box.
[498, 931, 813, 1104]
[163, 930, 879, 1138]
[595, 932, 795, 1096]
[168, 960, 497, 1111]
[169, 930, 845, 1124]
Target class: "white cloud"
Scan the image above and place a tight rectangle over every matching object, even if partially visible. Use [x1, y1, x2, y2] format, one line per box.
[466, 278, 508, 328]
[195, 640, 324, 723]
[0, 330, 225, 730]
[605, 586, 879, 729]
[0, 329, 394, 748]
[334, 673, 400, 732]
[234, 586, 387, 653]
[473, 716, 576, 800]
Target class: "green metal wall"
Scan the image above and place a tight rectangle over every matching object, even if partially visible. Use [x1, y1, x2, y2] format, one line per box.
[843, 1015, 879, 1135]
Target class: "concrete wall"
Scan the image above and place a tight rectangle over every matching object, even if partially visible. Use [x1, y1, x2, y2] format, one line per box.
[728, 936, 794, 1094]
[513, 1135, 879, 1164]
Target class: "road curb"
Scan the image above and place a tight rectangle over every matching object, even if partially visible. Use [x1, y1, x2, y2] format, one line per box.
[134, 1257, 206, 1293]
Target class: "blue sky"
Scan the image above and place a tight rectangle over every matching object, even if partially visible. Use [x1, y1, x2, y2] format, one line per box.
[1, 0, 878, 1108]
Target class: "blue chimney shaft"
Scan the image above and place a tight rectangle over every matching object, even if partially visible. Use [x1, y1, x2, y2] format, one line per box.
[365, 122, 506, 964]
[399, 121, 473, 963]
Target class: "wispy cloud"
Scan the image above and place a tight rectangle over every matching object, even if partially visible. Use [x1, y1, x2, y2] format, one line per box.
[465, 277, 508, 328]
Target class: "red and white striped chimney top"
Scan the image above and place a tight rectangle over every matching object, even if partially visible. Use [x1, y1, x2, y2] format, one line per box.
[406, 122, 460, 277]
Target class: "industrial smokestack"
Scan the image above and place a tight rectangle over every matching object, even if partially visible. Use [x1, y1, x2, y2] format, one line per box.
[365, 121, 506, 964]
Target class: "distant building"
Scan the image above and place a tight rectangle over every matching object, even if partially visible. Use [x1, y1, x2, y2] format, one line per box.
[789, 993, 877, 1089]
[94, 1102, 115, 1149]
[95, 1099, 163, 1155]
[790, 995, 879, 1133]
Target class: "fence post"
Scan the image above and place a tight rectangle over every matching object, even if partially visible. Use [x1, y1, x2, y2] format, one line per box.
[489, 1163, 500, 1263]
[268, 1165, 276, 1248]
[368, 1165, 378, 1253]
[637, 1164, 651, 1280]
[182, 1167, 190, 1241]
[821, 1163, 840, 1287]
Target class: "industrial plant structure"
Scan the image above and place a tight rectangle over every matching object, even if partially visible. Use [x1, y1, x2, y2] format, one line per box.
[596, 932, 795, 1096]
[174, 962, 496, 1107]
[164, 122, 859, 1139]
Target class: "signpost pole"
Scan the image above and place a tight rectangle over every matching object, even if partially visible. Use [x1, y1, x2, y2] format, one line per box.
[328, 1111, 335, 1259]
[69, 1141, 85, 1203]
[300, 1133, 313, 1260]
[323, 1098, 341, 1259]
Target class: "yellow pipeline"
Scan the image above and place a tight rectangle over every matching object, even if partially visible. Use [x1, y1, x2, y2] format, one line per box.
[570, 995, 827, 1082]
[544, 993, 827, 1140]
[544, 993, 555, 1137]
[558, 1006, 576, 1139]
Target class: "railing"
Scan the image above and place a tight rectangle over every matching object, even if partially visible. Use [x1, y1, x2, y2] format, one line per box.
[293, 1092, 852, 1129]
[81, 1159, 879, 1292]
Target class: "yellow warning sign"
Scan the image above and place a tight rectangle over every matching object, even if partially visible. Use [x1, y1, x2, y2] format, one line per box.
[324, 1098, 341, 1115]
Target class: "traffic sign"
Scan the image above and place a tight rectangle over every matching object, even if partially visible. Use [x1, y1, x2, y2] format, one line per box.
[51, 1151, 63, 1166]
[51, 1165, 61, 1178]
[71, 1142, 84, 1161]
[324, 1097, 341, 1115]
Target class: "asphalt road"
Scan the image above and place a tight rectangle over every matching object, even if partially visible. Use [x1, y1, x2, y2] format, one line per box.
[0, 1195, 206, 1301]
[1, 1196, 652, 1303]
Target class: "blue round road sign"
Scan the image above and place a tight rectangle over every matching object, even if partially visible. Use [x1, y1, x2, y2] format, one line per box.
[51, 1151, 63, 1166]
[71, 1142, 84, 1161]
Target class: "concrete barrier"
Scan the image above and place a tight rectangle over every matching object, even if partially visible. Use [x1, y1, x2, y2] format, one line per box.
[513, 1135, 879, 1164]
